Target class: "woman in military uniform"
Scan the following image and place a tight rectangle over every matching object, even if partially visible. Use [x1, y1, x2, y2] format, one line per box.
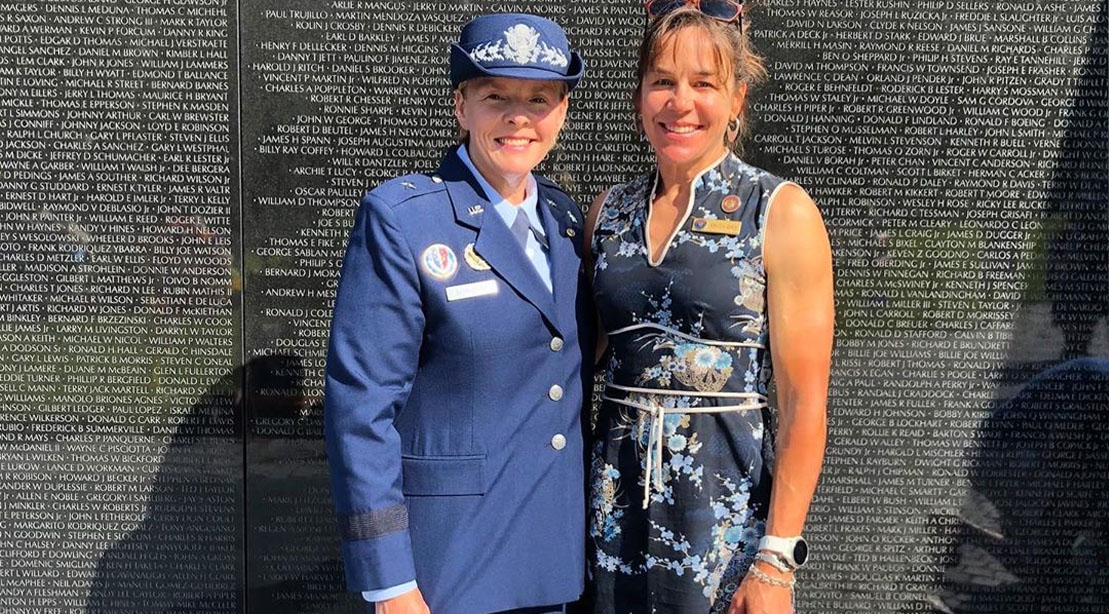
[324, 13, 592, 614]
[585, 3, 833, 613]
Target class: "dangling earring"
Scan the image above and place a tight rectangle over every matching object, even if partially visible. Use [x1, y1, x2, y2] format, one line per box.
[725, 117, 740, 145]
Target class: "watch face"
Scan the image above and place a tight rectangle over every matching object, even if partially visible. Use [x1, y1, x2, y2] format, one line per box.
[793, 538, 809, 565]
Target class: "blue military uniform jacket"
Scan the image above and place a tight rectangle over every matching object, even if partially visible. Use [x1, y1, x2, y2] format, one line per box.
[324, 146, 593, 613]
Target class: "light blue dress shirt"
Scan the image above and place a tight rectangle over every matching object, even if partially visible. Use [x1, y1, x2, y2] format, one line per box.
[361, 145, 555, 605]
[362, 580, 418, 604]
[458, 144, 553, 292]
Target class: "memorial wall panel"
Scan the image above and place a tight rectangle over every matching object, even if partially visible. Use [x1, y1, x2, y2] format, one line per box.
[0, 0, 1104, 611]
[743, 2, 1108, 610]
[0, 0, 243, 611]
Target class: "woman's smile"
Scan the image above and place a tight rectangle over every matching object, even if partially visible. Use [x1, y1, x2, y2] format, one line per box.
[660, 122, 702, 137]
[495, 135, 536, 149]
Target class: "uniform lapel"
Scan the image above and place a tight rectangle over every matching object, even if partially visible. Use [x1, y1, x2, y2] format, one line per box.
[438, 148, 561, 333]
[440, 147, 485, 232]
[537, 186, 581, 328]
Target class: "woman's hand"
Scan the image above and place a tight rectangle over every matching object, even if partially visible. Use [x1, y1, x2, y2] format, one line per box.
[727, 560, 794, 614]
[375, 588, 431, 614]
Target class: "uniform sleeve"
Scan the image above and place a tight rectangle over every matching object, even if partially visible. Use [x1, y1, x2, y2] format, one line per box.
[324, 192, 424, 592]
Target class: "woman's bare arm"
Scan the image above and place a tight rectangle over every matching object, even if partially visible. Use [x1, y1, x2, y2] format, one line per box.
[763, 182, 834, 539]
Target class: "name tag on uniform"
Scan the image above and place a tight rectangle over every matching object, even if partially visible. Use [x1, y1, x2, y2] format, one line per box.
[446, 279, 498, 301]
[692, 218, 742, 236]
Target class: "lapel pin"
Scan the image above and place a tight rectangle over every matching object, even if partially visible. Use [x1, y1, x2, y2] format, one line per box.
[468, 205, 484, 216]
[721, 195, 741, 214]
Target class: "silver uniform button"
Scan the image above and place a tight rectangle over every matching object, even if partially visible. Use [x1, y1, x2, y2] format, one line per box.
[549, 337, 564, 352]
[551, 434, 567, 450]
[548, 384, 563, 401]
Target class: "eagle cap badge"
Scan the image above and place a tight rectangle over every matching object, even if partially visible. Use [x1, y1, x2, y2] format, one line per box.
[504, 24, 540, 63]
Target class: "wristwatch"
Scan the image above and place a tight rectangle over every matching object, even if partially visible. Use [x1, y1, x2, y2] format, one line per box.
[757, 535, 809, 570]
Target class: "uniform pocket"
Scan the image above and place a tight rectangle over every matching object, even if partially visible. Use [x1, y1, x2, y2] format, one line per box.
[401, 454, 486, 496]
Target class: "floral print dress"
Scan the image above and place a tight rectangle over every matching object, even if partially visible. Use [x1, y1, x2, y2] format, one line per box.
[588, 153, 791, 613]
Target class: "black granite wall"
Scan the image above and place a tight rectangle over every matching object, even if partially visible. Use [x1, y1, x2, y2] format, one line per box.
[0, 0, 1105, 612]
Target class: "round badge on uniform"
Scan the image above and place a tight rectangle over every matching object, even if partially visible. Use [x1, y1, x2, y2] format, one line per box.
[721, 195, 741, 214]
[463, 243, 491, 271]
[421, 244, 458, 281]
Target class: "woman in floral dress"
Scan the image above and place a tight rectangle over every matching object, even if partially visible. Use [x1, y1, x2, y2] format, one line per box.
[584, 4, 834, 613]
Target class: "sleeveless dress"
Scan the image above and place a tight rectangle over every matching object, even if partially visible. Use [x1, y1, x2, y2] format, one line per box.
[588, 152, 793, 613]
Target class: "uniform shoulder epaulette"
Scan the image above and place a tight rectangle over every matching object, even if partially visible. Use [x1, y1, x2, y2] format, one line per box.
[367, 173, 446, 208]
[535, 173, 570, 198]
[536, 174, 584, 229]
[536, 174, 578, 211]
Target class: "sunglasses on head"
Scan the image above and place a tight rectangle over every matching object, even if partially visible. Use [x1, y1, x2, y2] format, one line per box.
[645, 0, 743, 23]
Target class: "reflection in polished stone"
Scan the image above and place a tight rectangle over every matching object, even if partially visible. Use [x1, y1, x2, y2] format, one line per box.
[88, 367, 242, 613]
[923, 359, 1109, 613]
[245, 356, 361, 613]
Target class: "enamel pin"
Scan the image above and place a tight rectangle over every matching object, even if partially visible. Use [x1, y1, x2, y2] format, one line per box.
[721, 195, 741, 214]
[463, 243, 491, 271]
[468, 204, 484, 216]
[421, 244, 458, 281]
[692, 218, 742, 236]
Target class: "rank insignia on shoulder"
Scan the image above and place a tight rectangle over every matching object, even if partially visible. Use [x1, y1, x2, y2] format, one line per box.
[421, 244, 458, 281]
[692, 218, 742, 236]
[463, 243, 491, 271]
[402, 181, 416, 190]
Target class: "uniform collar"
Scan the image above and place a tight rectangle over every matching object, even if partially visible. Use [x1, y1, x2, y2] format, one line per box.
[457, 144, 543, 235]
[438, 146, 488, 229]
[437, 145, 563, 332]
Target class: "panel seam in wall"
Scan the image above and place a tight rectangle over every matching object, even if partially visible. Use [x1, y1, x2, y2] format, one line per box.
[234, 0, 248, 611]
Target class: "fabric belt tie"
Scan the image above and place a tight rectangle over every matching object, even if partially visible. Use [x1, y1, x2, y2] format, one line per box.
[602, 382, 767, 509]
